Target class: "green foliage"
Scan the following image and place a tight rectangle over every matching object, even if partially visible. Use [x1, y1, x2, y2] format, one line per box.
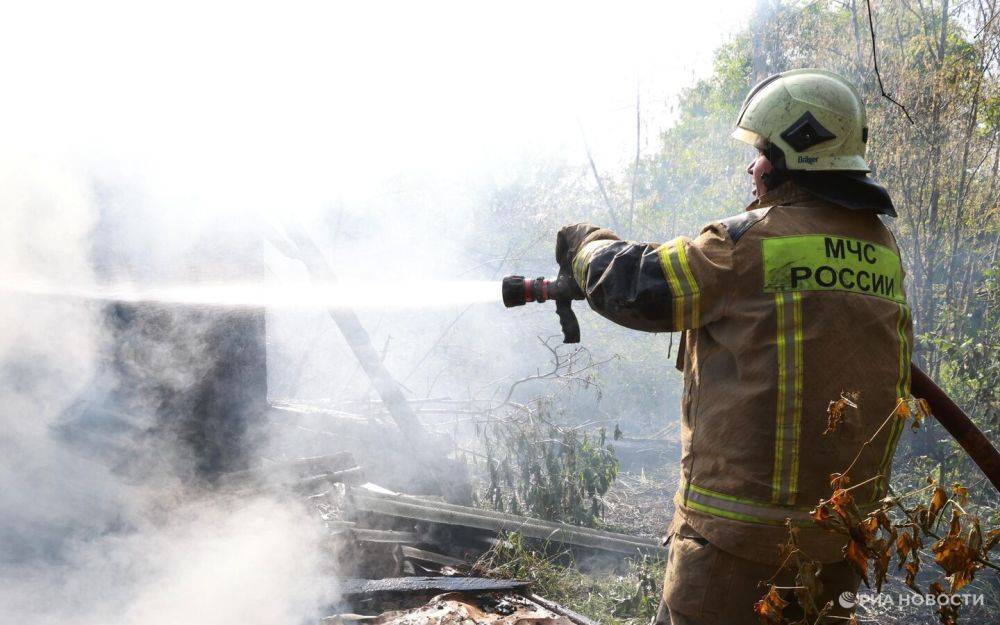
[642, 37, 753, 239]
[477, 402, 620, 527]
[473, 531, 666, 625]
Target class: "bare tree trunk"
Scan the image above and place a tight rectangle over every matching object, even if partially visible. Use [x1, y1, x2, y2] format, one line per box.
[283, 224, 427, 443]
[917, 0, 952, 375]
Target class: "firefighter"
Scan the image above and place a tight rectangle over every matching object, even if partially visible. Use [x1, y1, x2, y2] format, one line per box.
[557, 69, 911, 624]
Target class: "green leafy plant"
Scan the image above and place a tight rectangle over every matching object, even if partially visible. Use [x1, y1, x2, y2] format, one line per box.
[477, 400, 620, 527]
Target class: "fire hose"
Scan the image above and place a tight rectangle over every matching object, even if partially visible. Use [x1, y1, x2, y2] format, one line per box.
[501, 273, 1000, 493]
[910, 364, 1000, 492]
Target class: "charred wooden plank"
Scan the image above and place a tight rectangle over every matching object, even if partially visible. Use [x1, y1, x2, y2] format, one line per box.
[294, 467, 365, 492]
[349, 528, 419, 544]
[218, 452, 358, 488]
[339, 576, 530, 597]
[529, 594, 601, 625]
[400, 545, 468, 568]
[350, 485, 665, 557]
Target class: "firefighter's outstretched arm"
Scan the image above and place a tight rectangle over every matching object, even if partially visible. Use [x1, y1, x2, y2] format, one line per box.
[556, 222, 734, 332]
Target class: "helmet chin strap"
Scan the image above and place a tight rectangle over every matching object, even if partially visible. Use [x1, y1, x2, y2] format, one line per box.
[760, 143, 790, 191]
[759, 169, 788, 190]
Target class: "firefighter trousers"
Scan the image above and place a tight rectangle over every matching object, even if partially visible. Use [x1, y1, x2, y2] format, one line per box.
[652, 522, 861, 625]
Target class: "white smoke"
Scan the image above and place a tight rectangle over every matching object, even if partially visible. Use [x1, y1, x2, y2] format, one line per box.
[0, 154, 113, 563]
[0, 497, 334, 625]
[0, 156, 337, 625]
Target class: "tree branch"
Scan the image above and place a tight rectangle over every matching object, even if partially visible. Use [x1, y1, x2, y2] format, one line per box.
[577, 119, 621, 230]
[866, 0, 916, 124]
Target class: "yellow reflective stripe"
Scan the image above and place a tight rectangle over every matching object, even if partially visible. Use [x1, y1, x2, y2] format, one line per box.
[688, 482, 771, 506]
[572, 240, 615, 288]
[772, 292, 803, 505]
[658, 238, 700, 330]
[896, 304, 911, 397]
[686, 500, 781, 525]
[895, 304, 905, 397]
[675, 243, 701, 328]
[682, 480, 817, 526]
[788, 292, 804, 502]
[657, 241, 686, 327]
[875, 303, 912, 499]
[772, 293, 787, 502]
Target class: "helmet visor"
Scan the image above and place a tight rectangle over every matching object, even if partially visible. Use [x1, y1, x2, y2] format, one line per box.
[731, 127, 768, 150]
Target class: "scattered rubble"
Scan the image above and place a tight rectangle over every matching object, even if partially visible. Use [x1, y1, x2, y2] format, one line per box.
[325, 592, 576, 625]
[219, 451, 665, 624]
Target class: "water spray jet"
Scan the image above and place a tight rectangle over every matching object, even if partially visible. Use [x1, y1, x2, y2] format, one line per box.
[0, 280, 502, 310]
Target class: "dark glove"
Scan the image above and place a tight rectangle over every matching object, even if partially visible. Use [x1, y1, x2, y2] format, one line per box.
[555, 223, 611, 270]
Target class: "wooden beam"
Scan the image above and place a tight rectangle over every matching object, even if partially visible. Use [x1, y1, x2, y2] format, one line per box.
[350, 485, 665, 557]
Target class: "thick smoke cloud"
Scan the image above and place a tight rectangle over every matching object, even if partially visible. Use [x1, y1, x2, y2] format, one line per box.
[0, 497, 333, 625]
[0, 156, 336, 625]
[0, 155, 112, 563]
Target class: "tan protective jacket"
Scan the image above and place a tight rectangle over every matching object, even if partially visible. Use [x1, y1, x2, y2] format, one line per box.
[571, 181, 913, 564]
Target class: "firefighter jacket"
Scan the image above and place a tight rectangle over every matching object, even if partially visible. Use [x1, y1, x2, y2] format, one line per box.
[569, 181, 913, 565]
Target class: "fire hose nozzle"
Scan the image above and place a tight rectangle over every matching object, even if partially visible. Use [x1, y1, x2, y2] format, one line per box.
[501, 274, 584, 344]
[501, 275, 552, 307]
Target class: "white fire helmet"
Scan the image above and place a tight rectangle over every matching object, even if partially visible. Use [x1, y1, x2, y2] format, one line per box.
[732, 68, 869, 172]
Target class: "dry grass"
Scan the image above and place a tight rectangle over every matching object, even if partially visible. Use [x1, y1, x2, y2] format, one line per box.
[473, 531, 666, 625]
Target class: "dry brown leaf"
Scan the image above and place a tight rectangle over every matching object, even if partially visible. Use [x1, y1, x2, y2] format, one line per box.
[932, 536, 975, 585]
[874, 510, 892, 533]
[829, 472, 850, 489]
[829, 488, 865, 535]
[872, 537, 891, 593]
[810, 502, 844, 533]
[917, 398, 932, 418]
[824, 401, 845, 436]
[753, 585, 788, 625]
[938, 604, 959, 625]
[949, 569, 974, 593]
[904, 558, 921, 592]
[952, 484, 969, 506]
[896, 529, 917, 565]
[824, 392, 859, 435]
[929, 582, 959, 625]
[892, 397, 929, 430]
[895, 397, 910, 419]
[811, 502, 832, 523]
[844, 539, 870, 588]
[929, 511, 986, 593]
[794, 560, 824, 620]
[947, 509, 962, 540]
[928, 486, 948, 526]
[967, 516, 982, 554]
[829, 487, 852, 507]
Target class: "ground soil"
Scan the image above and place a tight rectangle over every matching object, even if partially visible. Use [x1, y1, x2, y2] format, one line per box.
[600, 464, 679, 540]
